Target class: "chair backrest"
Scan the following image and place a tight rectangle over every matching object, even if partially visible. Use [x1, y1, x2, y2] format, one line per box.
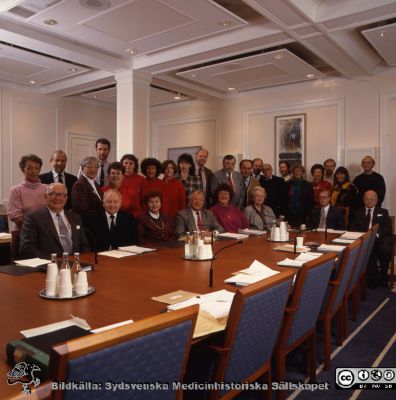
[348, 225, 378, 290]
[336, 206, 349, 228]
[279, 252, 336, 348]
[212, 270, 294, 395]
[49, 305, 198, 400]
[11, 230, 21, 262]
[323, 239, 362, 315]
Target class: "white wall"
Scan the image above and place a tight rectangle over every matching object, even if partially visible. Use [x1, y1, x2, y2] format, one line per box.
[0, 87, 116, 211]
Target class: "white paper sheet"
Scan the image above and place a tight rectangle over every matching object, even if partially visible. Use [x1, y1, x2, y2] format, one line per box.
[318, 244, 346, 252]
[339, 231, 364, 240]
[333, 238, 355, 244]
[225, 272, 278, 285]
[0, 232, 12, 239]
[91, 320, 134, 334]
[21, 317, 91, 338]
[118, 245, 156, 253]
[239, 228, 266, 236]
[295, 252, 322, 261]
[277, 258, 304, 267]
[98, 250, 135, 258]
[218, 232, 249, 240]
[14, 258, 51, 268]
[316, 228, 346, 234]
[238, 259, 277, 277]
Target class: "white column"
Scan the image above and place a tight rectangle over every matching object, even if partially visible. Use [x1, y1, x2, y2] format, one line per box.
[115, 70, 151, 160]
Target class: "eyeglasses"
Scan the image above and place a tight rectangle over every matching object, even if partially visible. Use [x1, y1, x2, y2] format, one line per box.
[47, 192, 67, 199]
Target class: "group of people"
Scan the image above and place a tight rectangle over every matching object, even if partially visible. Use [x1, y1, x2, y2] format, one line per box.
[7, 138, 393, 288]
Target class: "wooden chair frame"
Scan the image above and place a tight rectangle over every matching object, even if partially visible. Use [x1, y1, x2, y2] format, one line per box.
[49, 305, 198, 400]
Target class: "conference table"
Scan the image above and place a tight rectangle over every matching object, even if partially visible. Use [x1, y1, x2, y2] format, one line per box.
[0, 230, 338, 399]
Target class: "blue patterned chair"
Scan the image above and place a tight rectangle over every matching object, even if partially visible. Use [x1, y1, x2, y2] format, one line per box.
[184, 270, 294, 400]
[273, 252, 336, 399]
[318, 239, 361, 369]
[49, 305, 198, 400]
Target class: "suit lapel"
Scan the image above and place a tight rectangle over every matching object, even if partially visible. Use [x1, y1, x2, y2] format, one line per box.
[43, 209, 63, 248]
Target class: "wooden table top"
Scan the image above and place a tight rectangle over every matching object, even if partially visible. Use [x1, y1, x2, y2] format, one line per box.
[0, 231, 337, 398]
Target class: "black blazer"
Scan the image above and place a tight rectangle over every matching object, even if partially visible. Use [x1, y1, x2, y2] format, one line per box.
[85, 210, 138, 251]
[39, 171, 77, 210]
[349, 206, 392, 239]
[259, 175, 288, 217]
[306, 205, 345, 230]
[19, 207, 90, 259]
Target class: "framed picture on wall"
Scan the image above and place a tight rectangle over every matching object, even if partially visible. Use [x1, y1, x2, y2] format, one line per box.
[167, 146, 202, 163]
[275, 113, 306, 174]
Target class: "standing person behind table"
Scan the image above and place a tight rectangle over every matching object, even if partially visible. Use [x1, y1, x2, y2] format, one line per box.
[120, 154, 145, 218]
[286, 163, 314, 228]
[324, 158, 336, 185]
[210, 154, 244, 209]
[279, 161, 293, 183]
[174, 153, 202, 204]
[194, 148, 212, 207]
[71, 156, 104, 225]
[353, 156, 386, 207]
[244, 186, 276, 231]
[39, 150, 77, 210]
[239, 159, 260, 208]
[161, 160, 186, 221]
[102, 162, 140, 218]
[8, 154, 47, 230]
[138, 191, 175, 243]
[349, 190, 393, 288]
[252, 158, 264, 179]
[140, 157, 165, 201]
[210, 184, 248, 233]
[310, 163, 332, 206]
[85, 189, 138, 251]
[19, 183, 89, 259]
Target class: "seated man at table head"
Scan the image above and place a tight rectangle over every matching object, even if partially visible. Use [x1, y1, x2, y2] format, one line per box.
[174, 190, 224, 236]
[85, 189, 138, 251]
[349, 190, 394, 288]
[19, 183, 90, 259]
[306, 189, 345, 231]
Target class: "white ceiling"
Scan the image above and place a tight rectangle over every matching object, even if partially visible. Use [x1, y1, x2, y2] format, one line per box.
[0, 0, 396, 105]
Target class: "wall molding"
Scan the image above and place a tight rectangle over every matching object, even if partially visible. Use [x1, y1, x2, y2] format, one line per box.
[243, 97, 345, 165]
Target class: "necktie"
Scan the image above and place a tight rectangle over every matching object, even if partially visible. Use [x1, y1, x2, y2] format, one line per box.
[196, 211, 202, 231]
[110, 215, 116, 249]
[319, 208, 326, 229]
[58, 174, 63, 184]
[56, 214, 72, 254]
[227, 173, 235, 194]
[366, 208, 371, 230]
[199, 168, 205, 191]
[100, 164, 105, 187]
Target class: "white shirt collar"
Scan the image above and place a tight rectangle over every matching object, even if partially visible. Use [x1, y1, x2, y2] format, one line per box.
[149, 211, 160, 219]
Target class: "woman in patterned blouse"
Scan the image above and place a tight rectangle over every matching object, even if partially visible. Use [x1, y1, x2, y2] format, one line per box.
[138, 191, 174, 243]
[174, 153, 202, 204]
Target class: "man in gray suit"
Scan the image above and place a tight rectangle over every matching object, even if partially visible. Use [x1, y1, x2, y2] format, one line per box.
[174, 191, 224, 236]
[210, 154, 244, 209]
[19, 183, 90, 259]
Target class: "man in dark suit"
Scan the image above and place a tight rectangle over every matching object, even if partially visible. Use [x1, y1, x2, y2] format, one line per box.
[195, 148, 212, 207]
[71, 156, 104, 225]
[39, 150, 77, 210]
[210, 155, 244, 209]
[19, 183, 89, 259]
[175, 190, 224, 236]
[259, 164, 288, 217]
[349, 190, 394, 288]
[85, 189, 138, 251]
[306, 190, 345, 230]
[240, 159, 260, 208]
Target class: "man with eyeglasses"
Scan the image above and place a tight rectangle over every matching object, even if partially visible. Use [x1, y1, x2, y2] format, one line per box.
[306, 190, 345, 230]
[71, 156, 104, 225]
[349, 190, 393, 288]
[19, 183, 90, 259]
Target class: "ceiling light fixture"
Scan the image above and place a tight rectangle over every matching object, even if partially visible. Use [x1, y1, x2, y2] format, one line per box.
[43, 19, 58, 25]
[80, 0, 111, 11]
[191, 74, 197, 78]
[29, 80, 37, 85]
[68, 67, 78, 72]
[306, 74, 315, 78]
[0, 0, 24, 14]
[228, 87, 236, 91]
[273, 54, 284, 60]
[380, 31, 386, 38]
[174, 93, 181, 100]
[125, 48, 137, 55]
[219, 20, 232, 28]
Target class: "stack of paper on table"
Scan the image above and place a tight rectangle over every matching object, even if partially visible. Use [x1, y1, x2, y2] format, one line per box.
[14, 258, 51, 268]
[225, 259, 279, 285]
[277, 252, 322, 267]
[274, 244, 310, 253]
[239, 228, 266, 236]
[333, 238, 355, 244]
[151, 290, 200, 305]
[316, 228, 346, 234]
[98, 250, 136, 258]
[318, 244, 346, 252]
[218, 232, 249, 240]
[339, 232, 364, 240]
[118, 245, 156, 253]
[0, 232, 12, 239]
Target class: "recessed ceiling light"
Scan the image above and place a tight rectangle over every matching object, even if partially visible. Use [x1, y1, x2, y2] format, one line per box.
[227, 87, 236, 91]
[306, 74, 315, 78]
[125, 48, 137, 55]
[68, 67, 78, 72]
[43, 19, 58, 25]
[174, 93, 182, 100]
[191, 74, 197, 78]
[273, 54, 283, 60]
[29, 80, 37, 85]
[380, 31, 386, 38]
[218, 20, 232, 27]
